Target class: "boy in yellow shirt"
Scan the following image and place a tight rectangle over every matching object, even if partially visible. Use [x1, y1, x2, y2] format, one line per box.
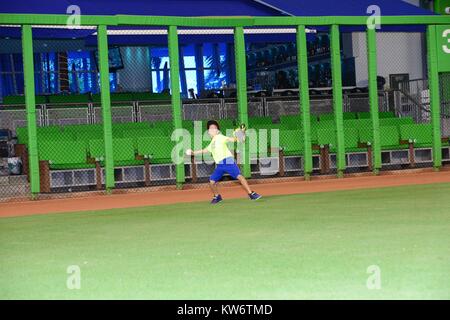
[186, 120, 262, 204]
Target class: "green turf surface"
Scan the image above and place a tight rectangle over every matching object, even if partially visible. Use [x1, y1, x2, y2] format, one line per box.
[1, 183, 449, 300]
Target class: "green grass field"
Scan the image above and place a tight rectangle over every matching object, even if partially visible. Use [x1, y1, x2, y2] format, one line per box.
[1, 183, 449, 300]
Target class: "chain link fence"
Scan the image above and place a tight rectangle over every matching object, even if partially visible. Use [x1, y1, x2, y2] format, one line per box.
[30, 27, 100, 196]
[0, 24, 445, 202]
[440, 72, 450, 164]
[0, 27, 31, 200]
[375, 30, 433, 170]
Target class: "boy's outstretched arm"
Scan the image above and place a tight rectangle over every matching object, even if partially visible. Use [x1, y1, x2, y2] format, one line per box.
[225, 136, 238, 143]
[186, 148, 208, 156]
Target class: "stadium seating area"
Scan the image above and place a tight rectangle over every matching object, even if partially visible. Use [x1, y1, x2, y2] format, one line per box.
[5, 89, 448, 193]
[14, 111, 443, 173]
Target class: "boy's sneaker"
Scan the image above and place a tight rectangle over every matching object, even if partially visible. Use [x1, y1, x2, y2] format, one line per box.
[249, 191, 262, 200]
[211, 194, 223, 204]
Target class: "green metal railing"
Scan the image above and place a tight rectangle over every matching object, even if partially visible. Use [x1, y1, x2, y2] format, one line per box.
[0, 13, 448, 198]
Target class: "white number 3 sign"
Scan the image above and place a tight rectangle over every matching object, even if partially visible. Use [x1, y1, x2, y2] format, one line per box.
[443, 29, 450, 54]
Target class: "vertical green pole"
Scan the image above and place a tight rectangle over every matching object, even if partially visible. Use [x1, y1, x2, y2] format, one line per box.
[433, 0, 450, 14]
[330, 25, 345, 177]
[21, 25, 40, 198]
[366, 27, 382, 173]
[97, 25, 115, 192]
[234, 26, 251, 178]
[297, 25, 313, 179]
[168, 25, 185, 188]
[426, 25, 442, 170]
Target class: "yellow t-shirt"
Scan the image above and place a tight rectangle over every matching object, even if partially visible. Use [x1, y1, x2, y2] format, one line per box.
[206, 134, 234, 163]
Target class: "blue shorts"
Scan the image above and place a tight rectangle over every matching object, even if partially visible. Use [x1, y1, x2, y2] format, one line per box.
[210, 157, 241, 182]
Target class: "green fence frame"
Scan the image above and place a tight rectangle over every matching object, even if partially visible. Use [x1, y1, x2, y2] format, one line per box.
[97, 25, 115, 192]
[297, 25, 313, 179]
[234, 26, 251, 178]
[426, 25, 443, 170]
[168, 25, 186, 188]
[366, 27, 382, 173]
[330, 24, 345, 177]
[1, 14, 447, 198]
[21, 25, 40, 198]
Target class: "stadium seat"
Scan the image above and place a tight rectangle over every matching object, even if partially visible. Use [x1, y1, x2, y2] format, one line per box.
[182, 120, 194, 133]
[379, 111, 395, 118]
[316, 120, 335, 134]
[247, 126, 275, 156]
[358, 127, 374, 145]
[248, 116, 272, 127]
[400, 124, 433, 148]
[319, 112, 356, 121]
[379, 126, 404, 150]
[218, 119, 235, 131]
[152, 120, 174, 134]
[280, 114, 302, 129]
[34, 126, 75, 142]
[75, 130, 104, 146]
[380, 117, 414, 127]
[136, 136, 175, 164]
[15, 126, 29, 144]
[357, 112, 371, 119]
[251, 123, 280, 132]
[112, 122, 150, 132]
[38, 130, 76, 142]
[39, 140, 92, 170]
[89, 138, 140, 166]
[358, 111, 395, 119]
[319, 113, 334, 122]
[316, 127, 363, 153]
[310, 121, 320, 144]
[343, 112, 357, 120]
[279, 130, 304, 156]
[66, 123, 103, 131]
[317, 127, 337, 152]
[344, 127, 363, 152]
[344, 119, 373, 130]
[122, 128, 168, 139]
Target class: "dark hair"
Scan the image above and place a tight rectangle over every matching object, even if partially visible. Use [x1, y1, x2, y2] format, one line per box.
[206, 120, 220, 130]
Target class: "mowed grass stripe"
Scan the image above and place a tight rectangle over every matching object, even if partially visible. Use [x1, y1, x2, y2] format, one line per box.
[0, 183, 449, 299]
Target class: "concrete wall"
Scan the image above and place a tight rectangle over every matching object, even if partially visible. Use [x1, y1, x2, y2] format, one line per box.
[351, 32, 426, 88]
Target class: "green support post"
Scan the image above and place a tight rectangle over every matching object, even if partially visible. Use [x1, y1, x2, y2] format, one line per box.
[330, 24, 346, 177]
[234, 26, 251, 178]
[21, 25, 40, 198]
[366, 27, 382, 174]
[97, 25, 115, 192]
[168, 25, 186, 188]
[297, 25, 313, 179]
[433, 0, 450, 15]
[426, 25, 442, 170]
